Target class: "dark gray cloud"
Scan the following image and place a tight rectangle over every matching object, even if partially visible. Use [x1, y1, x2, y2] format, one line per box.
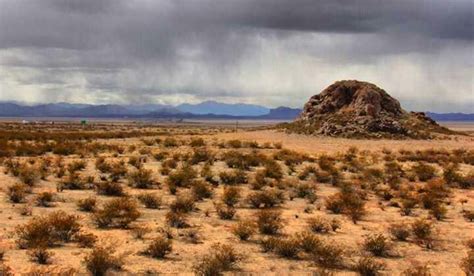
[0, 0, 472, 111]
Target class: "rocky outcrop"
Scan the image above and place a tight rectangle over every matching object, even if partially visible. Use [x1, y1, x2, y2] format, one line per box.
[284, 80, 454, 139]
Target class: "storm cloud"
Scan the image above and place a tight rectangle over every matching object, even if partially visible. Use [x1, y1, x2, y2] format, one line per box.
[0, 0, 473, 112]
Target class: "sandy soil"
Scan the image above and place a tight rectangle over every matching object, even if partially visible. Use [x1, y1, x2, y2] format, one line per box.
[214, 129, 474, 154]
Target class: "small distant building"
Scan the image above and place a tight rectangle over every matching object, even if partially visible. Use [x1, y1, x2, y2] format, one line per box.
[22, 120, 29, 124]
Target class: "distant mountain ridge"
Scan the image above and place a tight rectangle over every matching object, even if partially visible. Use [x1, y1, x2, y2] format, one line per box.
[177, 100, 269, 116]
[0, 101, 471, 121]
[426, 112, 474, 122]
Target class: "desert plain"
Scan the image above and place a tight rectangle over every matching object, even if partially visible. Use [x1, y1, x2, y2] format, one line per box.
[0, 120, 473, 275]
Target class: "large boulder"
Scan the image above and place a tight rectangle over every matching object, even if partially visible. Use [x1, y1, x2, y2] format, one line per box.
[285, 80, 453, 139]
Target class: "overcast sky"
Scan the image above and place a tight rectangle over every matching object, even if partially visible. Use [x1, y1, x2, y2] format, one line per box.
[0, 0, 473, 112]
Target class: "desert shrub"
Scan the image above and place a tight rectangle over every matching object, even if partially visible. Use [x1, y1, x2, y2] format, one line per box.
[19, 205, 33, 216]
[308, 216, 332, 234]
[402, 264, 431, 276]
[109, 161, 128, 181]
[131, 224, 151, 240]
[339, 184, 366, 224]
[191, 148, 214, 164]
[167, 164, 197, 189]
[318, 155, 337, 172]
[95, 157, 111, 173]
[16, 211, 81, 248]
[128, 168, 155, 189]
[466, 238, 474, 250]
[137, 193, 162, 209]
[384, 160, 404, 177]
[362, 168, 385, 186]
[325, 194, 345, 214]
[46, 211, 81, 243]
[411, 219, 433, 240]
[315, 169, 339, 185]
[222, 186, 241, 207]
[201, 162, 218, 185]
[464, 210, 474, 222]
[345, 193, 366, 223]
[35, 191, 56, 207]
[181, 228, 201, 244]
[170, 194, 195, 213]
[95, 181, 124, 196]
[163, 137, 178, 147]
[389, 223, 410, 241]
[222, 151, 249, 169]
[250, 170, 269, 190]
[162, 158, 178, 169]
[18, 164, 40, 186]
[93, 197, 140, 228]
[443, 163, 462, 185]
[145, 236, 172, 259]
[74, 232, 97, 248]
[191, 180, 213, 200]
[226, 140, 242, 148]
[153, 151, 168, 161]
[260, 236, 280, 252]
[77, 197, 97, 212]
[354, 257, 385, 276]
[363, 234, 392, 257]
[193, 244, 240, 276]
[461, 250, 474, 276]
[271, 237, 301, 259]
[25, 265, 77, 275]
[219, 169, 247, 185]
[166, 211, 189, 228]
[330, 218, 341, 232]
[189, 137, 205, 147]
[28, 247, 54, 264]
[400, 198, 417, 216]
[215, 203, 236, 220]
[263, 160, 284, 180]
[429, 203, 447, 221]
[298, 165, 318, 180]
[84, 246, 123, 276]
[7, 183, 28, 203]
[256, 210, 283, 235]
[419, 178, 450, 209]
[244, 140, 260, 148]
[246, 189, 283, 209]
[128, 156, 143, 169]
[67, 160, 86, 173]
[412, 162, 436, 181]
[296, 231, 322, 253]
[141, 138, 155, 146]
[326, 189, 366, 223]
[292, 182, 317, 201]
[232, 220, 255, 241]
[60, 172, 87, 190]
[459, 172, 474, 189]
[274, 149, 306, 166]
[0, 263, 13, 276]
[4, 159, 21, 176]
[310, 241, 345, 268]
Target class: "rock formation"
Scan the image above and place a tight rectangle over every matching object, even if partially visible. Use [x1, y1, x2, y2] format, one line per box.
[284, 80, 453, 139]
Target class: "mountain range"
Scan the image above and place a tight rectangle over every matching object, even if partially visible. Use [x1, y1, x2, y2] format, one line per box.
[0, 101, 300, 120]
[0, 101, 472, 121]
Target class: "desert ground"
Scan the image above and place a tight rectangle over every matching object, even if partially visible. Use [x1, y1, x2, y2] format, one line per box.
[0, 120, 473, 275]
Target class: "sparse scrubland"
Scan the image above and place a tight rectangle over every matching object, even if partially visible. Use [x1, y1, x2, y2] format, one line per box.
[0, 121, 473, 275]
